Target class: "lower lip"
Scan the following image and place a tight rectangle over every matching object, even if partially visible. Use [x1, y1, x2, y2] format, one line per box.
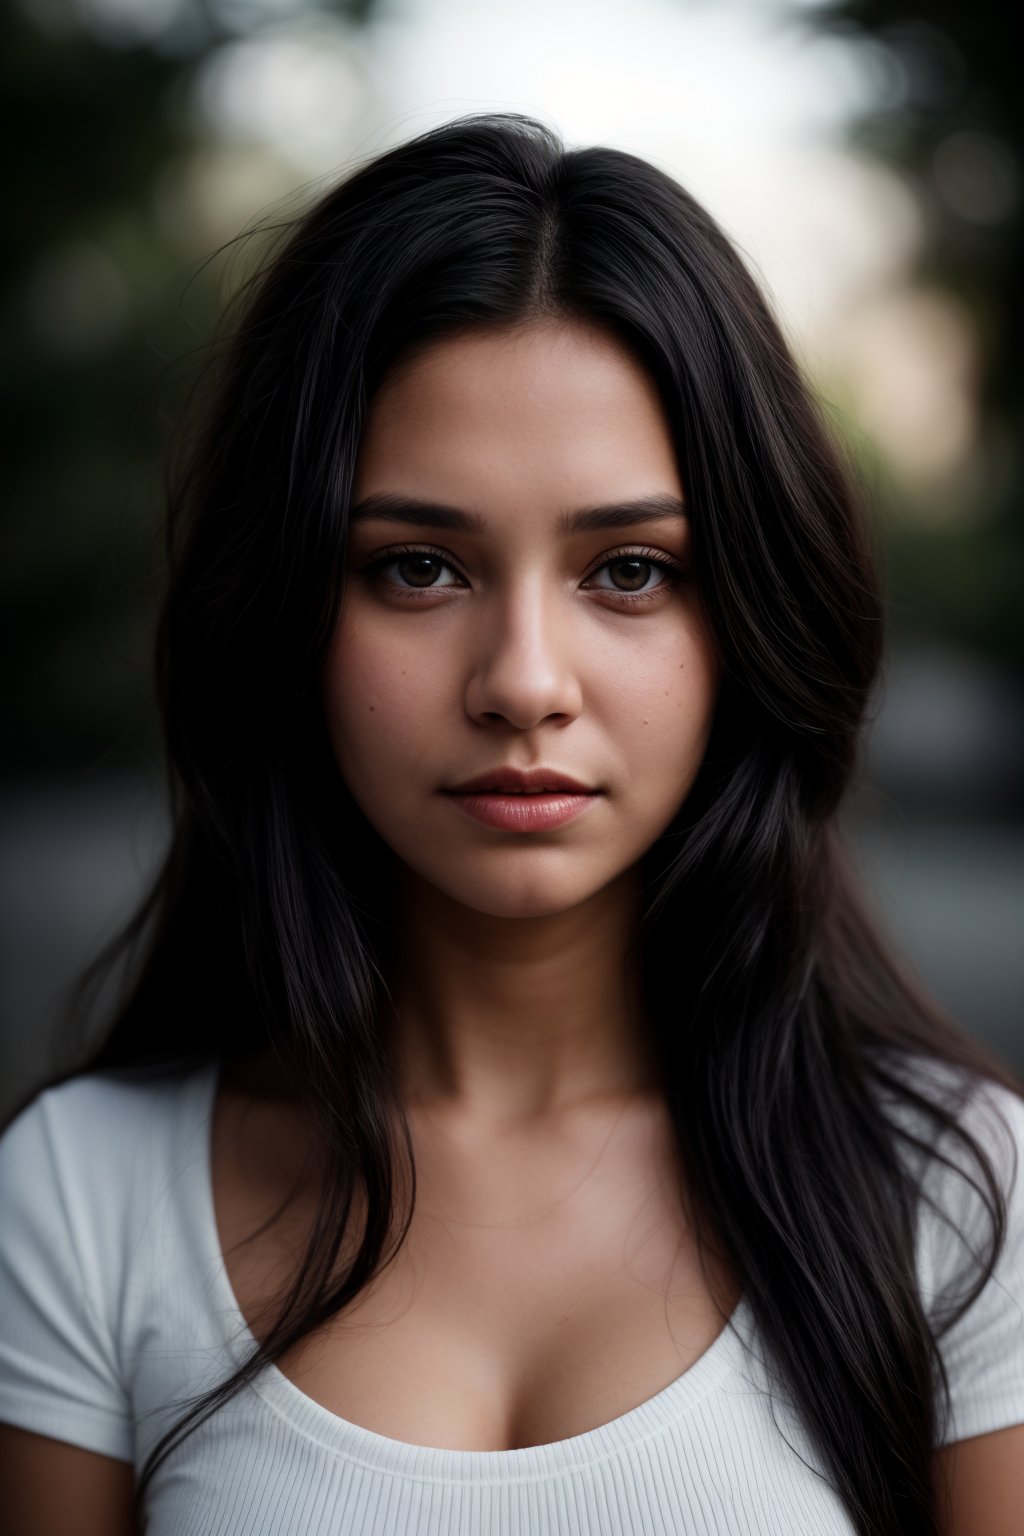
[443, 791, 601, 831]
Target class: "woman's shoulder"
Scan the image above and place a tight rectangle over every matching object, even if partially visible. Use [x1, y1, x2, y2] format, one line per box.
[0, 1061, 218, 1461]
[866, 1047, 1023, 1281]
[871, 1047, 1024, 1158]
[870, 1048, 1024, 1443]
[0, 1061, 218, 1263]
[873, 1047, 1024, 1235]
[2, 1060, 214, 1170]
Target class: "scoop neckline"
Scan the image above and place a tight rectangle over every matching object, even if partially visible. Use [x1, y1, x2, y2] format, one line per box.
[186, 1057, 753, 1483]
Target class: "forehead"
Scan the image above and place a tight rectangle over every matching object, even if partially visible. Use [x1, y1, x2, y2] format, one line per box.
[353, 320, 683, 510]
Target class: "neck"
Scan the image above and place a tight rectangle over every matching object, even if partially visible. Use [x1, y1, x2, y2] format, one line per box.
[381, 863, 657, 1126]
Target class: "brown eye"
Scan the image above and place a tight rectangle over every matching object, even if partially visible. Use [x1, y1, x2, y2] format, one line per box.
[585, 548, 687, 605]
[357, 542, 687, 606]
[607, 557, 653, 592]
[395, 554, 446, 588]
[359, 545, 465, 593]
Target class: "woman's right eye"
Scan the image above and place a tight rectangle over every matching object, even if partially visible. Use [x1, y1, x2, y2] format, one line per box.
[356, 543, 688, 606]
[358, 546, 464, 594]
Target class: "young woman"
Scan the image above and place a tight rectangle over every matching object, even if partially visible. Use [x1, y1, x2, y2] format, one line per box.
[0, 113, 1021, 1536]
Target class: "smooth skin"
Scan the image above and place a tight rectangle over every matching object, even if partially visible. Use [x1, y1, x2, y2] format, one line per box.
[324, 317, 719, 1122]
[2, 318, 1019, 1533]
[0, 1427, 138, 1536]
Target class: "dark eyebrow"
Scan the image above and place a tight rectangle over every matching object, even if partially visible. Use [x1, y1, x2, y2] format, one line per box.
[348, 491, 687, 536]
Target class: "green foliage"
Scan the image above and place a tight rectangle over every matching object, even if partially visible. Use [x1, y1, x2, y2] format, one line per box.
[3, 0, 1019, 777]
[811, 0, 1024, 676]
[0, 0, 381, 779]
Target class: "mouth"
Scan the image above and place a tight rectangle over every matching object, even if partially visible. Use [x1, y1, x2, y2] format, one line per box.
[445, 768, 599, 795]
[441, 786, 602, 832]
[445, 787, 598, 796]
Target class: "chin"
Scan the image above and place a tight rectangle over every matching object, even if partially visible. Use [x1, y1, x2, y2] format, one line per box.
[414, 863, 619, 921]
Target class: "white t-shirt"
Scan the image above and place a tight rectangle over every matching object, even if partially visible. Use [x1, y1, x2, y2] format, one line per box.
[0, 1057, 1022, 1536]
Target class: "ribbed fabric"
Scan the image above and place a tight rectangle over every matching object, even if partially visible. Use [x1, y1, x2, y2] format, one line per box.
[1, 1059, 1023, 1535]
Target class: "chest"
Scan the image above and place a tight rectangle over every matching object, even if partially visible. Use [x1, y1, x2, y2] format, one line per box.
[210, 1089, 740, 1453]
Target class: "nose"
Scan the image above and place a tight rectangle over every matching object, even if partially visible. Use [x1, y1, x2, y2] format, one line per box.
[463, 573, 584, 730]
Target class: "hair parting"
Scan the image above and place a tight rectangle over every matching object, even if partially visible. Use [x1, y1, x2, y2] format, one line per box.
[10, 113, 1022, 1536]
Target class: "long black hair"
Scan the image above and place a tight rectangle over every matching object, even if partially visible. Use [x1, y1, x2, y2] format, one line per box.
[10, 112, 1022, 1534]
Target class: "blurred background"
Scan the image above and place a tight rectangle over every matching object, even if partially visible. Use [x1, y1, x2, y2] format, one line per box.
[2, 0, 1022, 1118]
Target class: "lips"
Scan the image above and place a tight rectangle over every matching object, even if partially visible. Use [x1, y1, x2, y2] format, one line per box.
[444, 785, 601, 831]
[446, 767, 598, 795]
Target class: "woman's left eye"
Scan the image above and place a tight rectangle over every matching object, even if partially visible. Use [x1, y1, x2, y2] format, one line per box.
[357, 545, 688, 605]
[585, 551, 687, 603]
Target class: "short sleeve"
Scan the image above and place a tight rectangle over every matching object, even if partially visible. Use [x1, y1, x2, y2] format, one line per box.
[918, 1079, 1024, 1446]
[0, 1090, 133, 1461]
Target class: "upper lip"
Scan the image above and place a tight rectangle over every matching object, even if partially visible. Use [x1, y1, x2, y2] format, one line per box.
[446, 767, 599, 794]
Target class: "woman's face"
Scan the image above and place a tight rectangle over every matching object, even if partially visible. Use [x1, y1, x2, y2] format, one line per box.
[322, 319, 720, 920]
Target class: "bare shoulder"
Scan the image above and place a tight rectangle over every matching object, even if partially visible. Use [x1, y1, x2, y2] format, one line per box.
[935, 1423, 1024, 1536]
[0, 1424, 139, 1536]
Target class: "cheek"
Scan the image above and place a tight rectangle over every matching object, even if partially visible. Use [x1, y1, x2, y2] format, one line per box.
[599, 619, 720, 761]
[321, 616, 443, 780]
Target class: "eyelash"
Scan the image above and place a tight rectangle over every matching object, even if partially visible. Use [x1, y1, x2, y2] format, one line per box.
[356, 544, 689, 607]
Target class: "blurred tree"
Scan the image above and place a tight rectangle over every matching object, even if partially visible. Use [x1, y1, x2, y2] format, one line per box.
[3, 0, 1020, 784]
[812, 1, 1024, 675]
[0, 0, 380, 780]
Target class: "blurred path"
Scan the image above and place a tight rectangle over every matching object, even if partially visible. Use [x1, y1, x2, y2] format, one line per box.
[2, 769, 1021, 1123]
[844, 799, 1024, 1074]
[0, 773, 168, 1116]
